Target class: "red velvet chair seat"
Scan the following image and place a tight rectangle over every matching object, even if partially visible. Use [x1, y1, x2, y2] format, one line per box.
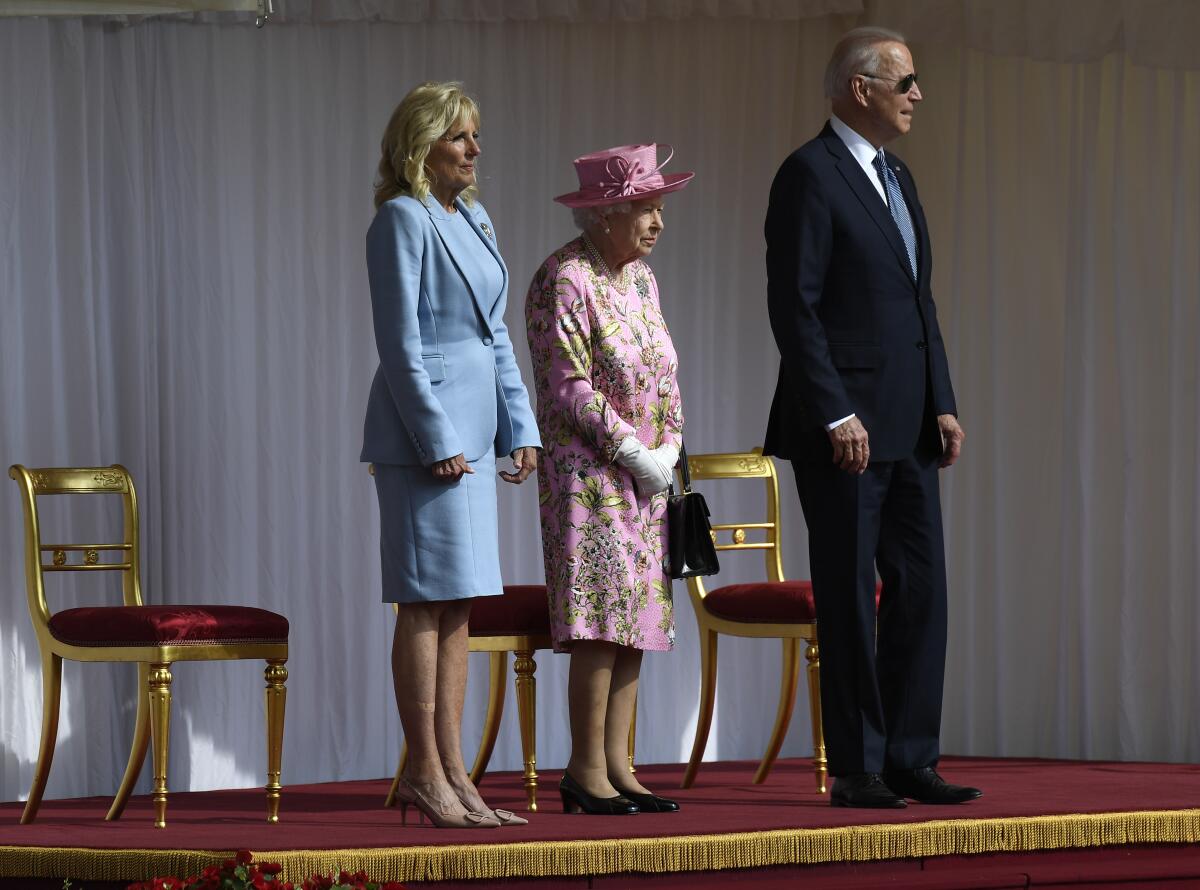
[470, 584, 550, 637]
[48, 605, 289, 647]
[704, 581, 884, 624]
[703, 581, 818, 624]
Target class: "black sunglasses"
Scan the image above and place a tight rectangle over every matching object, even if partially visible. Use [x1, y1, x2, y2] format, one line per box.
[858, 71, 919, 94]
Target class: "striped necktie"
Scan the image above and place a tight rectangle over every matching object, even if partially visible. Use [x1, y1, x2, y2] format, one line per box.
[873, 149, 918, 281]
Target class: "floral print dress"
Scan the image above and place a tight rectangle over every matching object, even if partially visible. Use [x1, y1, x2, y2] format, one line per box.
[525, 237, 684, 652]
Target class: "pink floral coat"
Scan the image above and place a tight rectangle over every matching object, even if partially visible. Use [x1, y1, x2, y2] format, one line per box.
[525, 238, 684, 652]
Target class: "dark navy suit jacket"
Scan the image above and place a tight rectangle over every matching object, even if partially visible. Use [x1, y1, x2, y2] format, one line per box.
[764, 122, 956, 463]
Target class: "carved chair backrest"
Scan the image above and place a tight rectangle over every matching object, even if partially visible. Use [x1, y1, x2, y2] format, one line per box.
[676, 448, 786, 602]
[8, 465, 144, 632]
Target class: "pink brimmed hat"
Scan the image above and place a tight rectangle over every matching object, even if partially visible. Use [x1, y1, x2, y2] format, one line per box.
[554, 143, 694, 208]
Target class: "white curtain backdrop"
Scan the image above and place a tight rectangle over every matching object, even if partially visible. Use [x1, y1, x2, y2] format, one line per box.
[1, 1, 1197, 803]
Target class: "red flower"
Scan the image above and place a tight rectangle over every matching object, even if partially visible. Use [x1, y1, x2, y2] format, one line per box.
[127, 859, 404, 890]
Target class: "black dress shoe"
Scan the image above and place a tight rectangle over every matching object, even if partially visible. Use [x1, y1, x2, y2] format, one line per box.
[616, 790, 680, 813]
[830, 773, 907, 809]
[559, 772, 640, 815]
[882, 767, 983, 804]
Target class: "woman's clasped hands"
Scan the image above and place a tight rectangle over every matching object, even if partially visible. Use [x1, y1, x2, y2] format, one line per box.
[614, 437, 678, 497]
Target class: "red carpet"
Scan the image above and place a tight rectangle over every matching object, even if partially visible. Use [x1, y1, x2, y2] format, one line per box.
[1, 756, 1198, 886]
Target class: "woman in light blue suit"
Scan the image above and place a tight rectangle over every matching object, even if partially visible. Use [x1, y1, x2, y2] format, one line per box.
[362, 82, 540, 829]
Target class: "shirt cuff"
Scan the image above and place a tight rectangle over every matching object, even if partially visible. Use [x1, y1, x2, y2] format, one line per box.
[825, 413, 855, 431]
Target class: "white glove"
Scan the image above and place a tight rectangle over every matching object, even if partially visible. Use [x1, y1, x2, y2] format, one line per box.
[651, 444, 679, 485]
[614, 437, 672, 496]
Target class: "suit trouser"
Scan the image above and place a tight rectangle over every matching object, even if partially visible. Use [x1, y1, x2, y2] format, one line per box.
[794, 451, 947, 776]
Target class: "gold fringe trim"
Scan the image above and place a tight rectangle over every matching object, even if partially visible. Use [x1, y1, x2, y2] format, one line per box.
[0, 846, 238, 882]
[2, 809, 1199, 883]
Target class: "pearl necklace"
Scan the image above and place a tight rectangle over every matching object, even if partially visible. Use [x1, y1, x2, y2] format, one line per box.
[582, 233, 631, 293]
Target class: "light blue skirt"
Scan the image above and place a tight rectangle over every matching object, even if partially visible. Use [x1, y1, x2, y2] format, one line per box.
[374, 453, 502, 603]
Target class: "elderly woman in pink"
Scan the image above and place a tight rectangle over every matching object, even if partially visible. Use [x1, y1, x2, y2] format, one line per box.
[525, 144, 691, 815]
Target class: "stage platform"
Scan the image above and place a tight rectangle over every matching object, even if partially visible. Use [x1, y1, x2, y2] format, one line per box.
[1, 756, 1198, 888]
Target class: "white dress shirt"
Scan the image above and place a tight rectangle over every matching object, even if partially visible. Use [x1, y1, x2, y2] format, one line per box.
[830, 114, 888, 204]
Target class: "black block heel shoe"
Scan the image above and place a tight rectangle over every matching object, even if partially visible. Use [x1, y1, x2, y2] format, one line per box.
[559, 772, 640, 815]
[616, 790, 679, 813]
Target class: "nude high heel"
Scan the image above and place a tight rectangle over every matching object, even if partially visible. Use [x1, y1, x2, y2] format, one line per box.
[449, 779, 529, 825]
[394, 777, 499, 828]
[484, 806, 528, 826]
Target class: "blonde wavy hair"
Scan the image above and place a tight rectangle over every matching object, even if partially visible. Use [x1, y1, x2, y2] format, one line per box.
[374, 81, 481, 210]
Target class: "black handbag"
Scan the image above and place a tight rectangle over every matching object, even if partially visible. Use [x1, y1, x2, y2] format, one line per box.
[666, 443, 720, 580]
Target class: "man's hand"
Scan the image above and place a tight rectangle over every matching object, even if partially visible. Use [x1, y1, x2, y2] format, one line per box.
[829, 415, 870, 474]
[937, 414, 964, 468]
[500, 446, 539, 484]
[431, 453, 474, 482]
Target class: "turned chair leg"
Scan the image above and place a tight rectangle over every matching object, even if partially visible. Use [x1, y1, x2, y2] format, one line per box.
[21, 653, 63, 825]
[513, 649, 539, 811]
[147, 663, 173, 828]
[108, 662, 152, 821]
[469, 651, 507, 786]
[627, 691, 637, 774]
[264, 659, 288, 823]
[805, 639, 827, 793]
[384, 745, 408, 808]
[681, 629, 718, 789]
[754, 638, 800, 784]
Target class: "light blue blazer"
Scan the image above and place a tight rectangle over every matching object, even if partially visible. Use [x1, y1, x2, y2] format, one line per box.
[360, 195, 540, 466]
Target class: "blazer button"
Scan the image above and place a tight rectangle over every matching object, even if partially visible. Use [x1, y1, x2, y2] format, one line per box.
[482, 337, 493, 346]
[916, 341, 927, 350]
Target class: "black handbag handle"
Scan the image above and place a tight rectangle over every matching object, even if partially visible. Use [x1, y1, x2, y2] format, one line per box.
[670, 441, 693, 496]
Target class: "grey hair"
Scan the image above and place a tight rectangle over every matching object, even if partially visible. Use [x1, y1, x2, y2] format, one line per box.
[823, 26, 907, 100]
[571, 201, 632, 232]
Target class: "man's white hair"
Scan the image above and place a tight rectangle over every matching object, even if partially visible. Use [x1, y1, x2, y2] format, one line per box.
[823, 26, 907, 100]
[571, 201, 632, 232]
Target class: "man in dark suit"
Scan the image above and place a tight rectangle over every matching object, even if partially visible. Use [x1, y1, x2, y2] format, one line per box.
[764, 27, 981, 809]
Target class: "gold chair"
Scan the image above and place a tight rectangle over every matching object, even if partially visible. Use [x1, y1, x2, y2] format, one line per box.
[678, 449, 827, 793]
[383, 585, 553, 811]
[9, 465, 289, 828]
